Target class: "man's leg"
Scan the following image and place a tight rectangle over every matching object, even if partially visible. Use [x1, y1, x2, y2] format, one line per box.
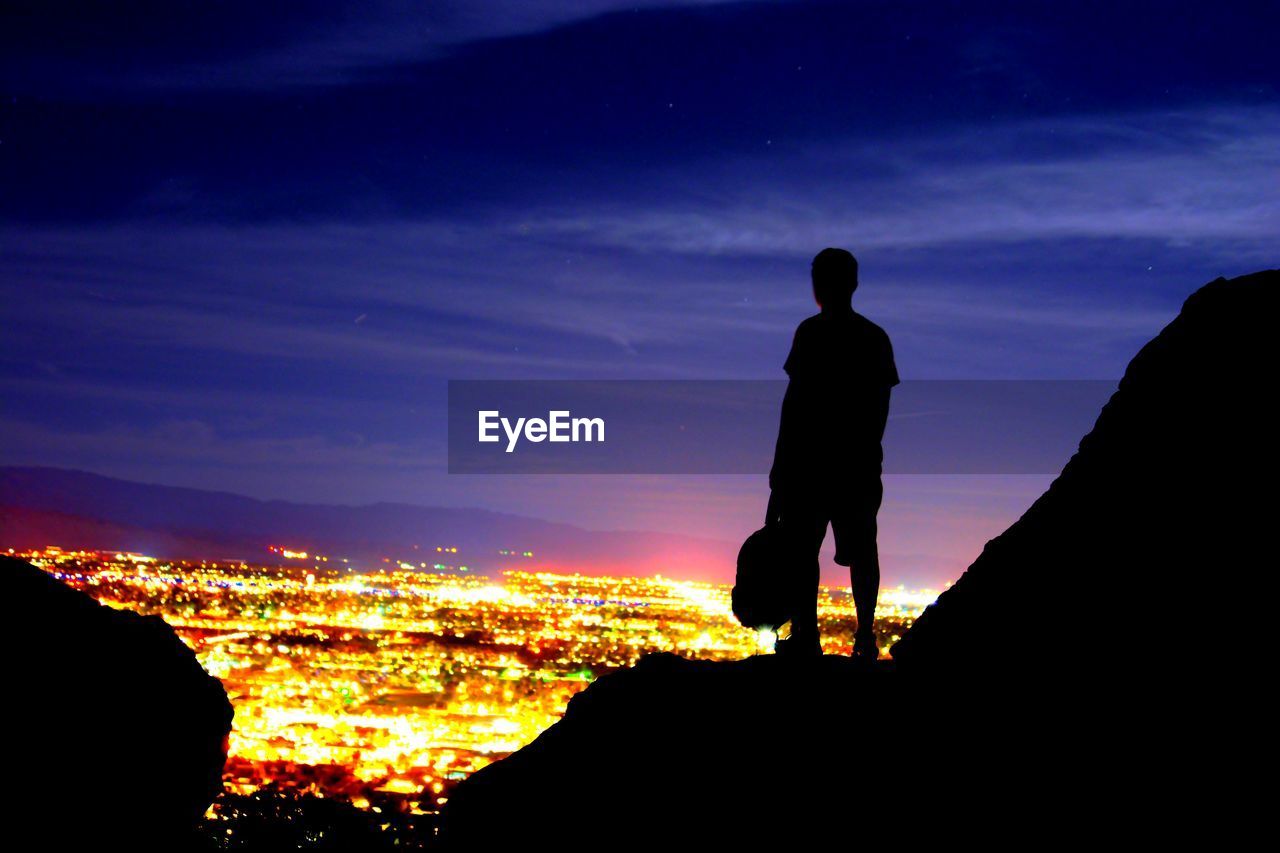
[833, 476, 884, 657]
[847, 539, 880, 653]
[776, 494, 826, 656]
[786, 517, 824, 655]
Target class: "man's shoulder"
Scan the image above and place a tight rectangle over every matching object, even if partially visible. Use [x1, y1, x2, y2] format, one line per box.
[846, 310, 899, 386]
[795, 313, 823, 333]
[786, 309, 897, 381]
[793, 310, 895, 349]
[788, 313, 824, 349]
[849, 309, 892, 341]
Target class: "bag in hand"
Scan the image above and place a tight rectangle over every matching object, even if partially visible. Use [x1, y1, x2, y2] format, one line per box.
[732, 522, 791, 631]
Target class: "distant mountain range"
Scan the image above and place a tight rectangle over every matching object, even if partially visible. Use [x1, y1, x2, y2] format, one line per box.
[0, 466, 735, 580]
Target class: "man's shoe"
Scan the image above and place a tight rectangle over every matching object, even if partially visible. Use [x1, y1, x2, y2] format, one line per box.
[851, 633, 879, 663]
[774, 636, 822, 658]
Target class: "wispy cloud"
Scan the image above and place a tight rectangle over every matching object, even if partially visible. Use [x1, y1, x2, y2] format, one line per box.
[7, 106, 1270, 384]
[516, 108, 1280, 255]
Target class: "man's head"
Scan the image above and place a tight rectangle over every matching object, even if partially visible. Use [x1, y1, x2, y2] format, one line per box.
[811, 247, 858, 308]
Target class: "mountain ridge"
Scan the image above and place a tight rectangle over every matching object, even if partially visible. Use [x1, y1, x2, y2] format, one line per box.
[0, 465, 736, 579]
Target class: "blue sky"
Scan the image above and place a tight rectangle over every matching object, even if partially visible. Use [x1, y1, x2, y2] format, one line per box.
[2, 1, 1276, 585]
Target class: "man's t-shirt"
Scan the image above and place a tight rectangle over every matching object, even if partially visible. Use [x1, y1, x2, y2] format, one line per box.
[770, 307, 899, 491]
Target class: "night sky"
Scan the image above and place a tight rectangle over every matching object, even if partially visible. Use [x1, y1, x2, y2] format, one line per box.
[2, 1, 1276, 586]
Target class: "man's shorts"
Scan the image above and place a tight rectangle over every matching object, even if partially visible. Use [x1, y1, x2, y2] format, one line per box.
[773, 472, 884, 568]
[829, 475, 884, 567]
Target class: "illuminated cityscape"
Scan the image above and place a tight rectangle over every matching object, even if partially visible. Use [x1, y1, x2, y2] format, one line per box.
[10, 545, 938, 833]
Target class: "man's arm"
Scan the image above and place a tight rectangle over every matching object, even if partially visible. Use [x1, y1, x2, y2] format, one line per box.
[872, 383, 891, 443]
[768, 378, 800, 494]
[769, 322, 810, 496]
[874, 326, 898, 444]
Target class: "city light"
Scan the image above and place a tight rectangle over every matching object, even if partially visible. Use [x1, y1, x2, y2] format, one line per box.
[17, 546, 937, 818]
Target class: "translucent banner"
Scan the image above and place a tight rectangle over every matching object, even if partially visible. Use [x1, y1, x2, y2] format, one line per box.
[447, 380, 1115, 474]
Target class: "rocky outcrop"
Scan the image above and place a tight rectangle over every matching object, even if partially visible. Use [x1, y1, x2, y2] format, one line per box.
[439, 270, 1277, 848]
[892, 269, 1277, 679]
[3, 555, 233, 846]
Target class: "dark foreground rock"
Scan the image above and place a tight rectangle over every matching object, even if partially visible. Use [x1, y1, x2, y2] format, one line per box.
[441, 270, 1277, 848]
[3, 555, 233, 846]
[441, 651, 1071, 847]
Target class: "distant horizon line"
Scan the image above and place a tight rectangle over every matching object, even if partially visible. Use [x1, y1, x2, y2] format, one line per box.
[11, 545, 949, 598]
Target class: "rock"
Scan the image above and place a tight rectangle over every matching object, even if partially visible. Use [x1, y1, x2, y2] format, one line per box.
[442, 652, 888, 846]
[892, 269, 1278, 680]
[3, 555, 233, 846]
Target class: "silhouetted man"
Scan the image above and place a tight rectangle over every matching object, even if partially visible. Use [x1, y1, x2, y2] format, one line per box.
[768, 248, 898, 659]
